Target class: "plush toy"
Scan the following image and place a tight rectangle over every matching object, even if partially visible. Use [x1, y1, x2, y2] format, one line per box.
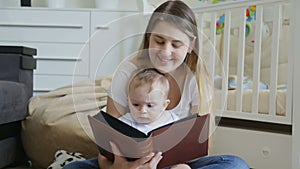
[245, 6, 270, 50]
[244, 5, 271, 49]
[216, 5, 258, 36]
[216, 14, 225, 35]
[47, 150, 86, 169]
[219, 5, 270, 50]
[212, 0, 219, 4]
[245, 20, 271, 49]
[246, 6, 256, 22]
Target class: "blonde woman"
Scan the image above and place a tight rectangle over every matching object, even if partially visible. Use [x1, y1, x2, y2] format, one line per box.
[63, 1, 249, 169]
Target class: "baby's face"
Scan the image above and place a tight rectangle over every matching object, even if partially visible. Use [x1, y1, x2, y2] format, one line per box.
[128, 85, 168, 124]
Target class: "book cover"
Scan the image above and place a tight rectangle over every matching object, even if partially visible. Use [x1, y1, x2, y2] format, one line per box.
[88, 111, 210, 169]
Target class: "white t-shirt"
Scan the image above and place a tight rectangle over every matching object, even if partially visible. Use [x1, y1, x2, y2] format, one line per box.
[119, 111, 179, 135]
[108, 60, 199, 119]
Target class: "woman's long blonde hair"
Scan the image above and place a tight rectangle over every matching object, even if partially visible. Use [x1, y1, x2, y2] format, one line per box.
[137, 0, 214, 115]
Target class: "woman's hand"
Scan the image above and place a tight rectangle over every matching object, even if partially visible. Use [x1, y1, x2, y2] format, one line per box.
[98, 142, 163, 169]
[135, 151, 163, 169]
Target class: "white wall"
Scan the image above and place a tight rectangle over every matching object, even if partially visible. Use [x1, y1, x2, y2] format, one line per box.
[29, 0, 221, 9]
[0, 0, 96, 8]
[30, 0, 148, 10]
[31, 0, 97, 8]
[0, 0, 235, 10]
[292, 0, 300, 167]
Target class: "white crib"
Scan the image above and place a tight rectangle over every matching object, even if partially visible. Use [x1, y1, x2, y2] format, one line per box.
[193, 0, 292, 126]
[190, 0, 297, 168]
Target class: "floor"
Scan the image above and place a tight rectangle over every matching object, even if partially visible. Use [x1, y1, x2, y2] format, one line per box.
[4, 161, 34, 169]
[5, 167, 32, 169]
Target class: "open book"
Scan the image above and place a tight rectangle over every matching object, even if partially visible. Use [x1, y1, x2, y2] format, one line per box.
[88, 111, 210, 169]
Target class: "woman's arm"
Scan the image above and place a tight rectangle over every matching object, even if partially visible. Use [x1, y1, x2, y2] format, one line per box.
[190, 105, 199, 115]
[106, 96, 126, 118]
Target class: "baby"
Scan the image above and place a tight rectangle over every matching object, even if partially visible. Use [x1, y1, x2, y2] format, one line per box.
[119, 68, 191, 169]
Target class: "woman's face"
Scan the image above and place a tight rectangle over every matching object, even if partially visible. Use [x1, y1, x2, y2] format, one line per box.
[148, 21, 192, 73]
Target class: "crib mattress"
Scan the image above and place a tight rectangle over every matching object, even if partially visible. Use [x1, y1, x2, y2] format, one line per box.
[214, 89, 286, 116]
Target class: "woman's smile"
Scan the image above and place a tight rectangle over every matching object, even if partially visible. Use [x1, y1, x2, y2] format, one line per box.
[158, 55, 173, 64]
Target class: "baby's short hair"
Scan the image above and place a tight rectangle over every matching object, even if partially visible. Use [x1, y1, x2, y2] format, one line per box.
[128, 68, 169, 97]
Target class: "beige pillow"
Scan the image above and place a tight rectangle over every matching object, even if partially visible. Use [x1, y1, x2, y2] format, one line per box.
[21, 77, 111, 169]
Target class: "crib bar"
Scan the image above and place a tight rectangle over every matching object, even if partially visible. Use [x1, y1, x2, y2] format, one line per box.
[269, 4, 282, 116]
[286, 5, 294, 124]
[221, 10, 231, 111]
[251, 6, 264, 114]
[217, 110, 291, 124]
[236, 8, 247, 112]
[209, 12, 217, 78]
[192, 0, 283, 13]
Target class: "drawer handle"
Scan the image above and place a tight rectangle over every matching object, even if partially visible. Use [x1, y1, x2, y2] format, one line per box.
[0, 23, 84, 29]
[35, 56, 82, 61]
[34, 89, 52, 92]
[96, 25, 109, 30]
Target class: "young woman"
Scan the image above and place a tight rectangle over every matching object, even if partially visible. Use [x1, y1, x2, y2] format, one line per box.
[63, 1, 249, 169]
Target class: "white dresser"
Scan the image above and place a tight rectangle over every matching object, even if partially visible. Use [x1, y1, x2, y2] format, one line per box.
[0, 7, 146, 94]
[89, 11, 147, 78]
[211, 126, 292, 169]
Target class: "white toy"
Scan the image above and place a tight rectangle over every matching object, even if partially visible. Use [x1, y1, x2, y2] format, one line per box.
[47, 150, 86, 169]
[245, 20, 271, 49]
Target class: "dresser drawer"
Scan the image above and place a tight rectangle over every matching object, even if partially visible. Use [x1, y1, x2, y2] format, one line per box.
[33, 74, 88, 93]
[91, 11, 134, 30]
[34, 43, 89, 76]
[211, 126, 292, 169]
[0, 42, 89, 76]
[0, 9, 89, 43]
[90, 11, 145, 77]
